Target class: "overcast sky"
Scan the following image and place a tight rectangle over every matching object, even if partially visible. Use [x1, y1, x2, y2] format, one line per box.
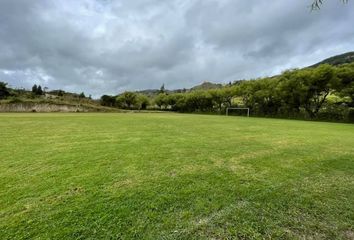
[0, 0, 353, 97]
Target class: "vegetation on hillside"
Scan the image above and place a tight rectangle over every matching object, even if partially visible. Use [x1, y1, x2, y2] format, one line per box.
[311, 52, 354, 67]
[100, 63, 354, 122]
[0, 84, 116, 112]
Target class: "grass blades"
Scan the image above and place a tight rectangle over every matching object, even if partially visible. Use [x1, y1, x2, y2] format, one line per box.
[0, 113, 354, 239]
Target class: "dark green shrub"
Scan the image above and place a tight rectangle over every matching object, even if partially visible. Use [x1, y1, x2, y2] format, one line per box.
[348, 108, 354, 122]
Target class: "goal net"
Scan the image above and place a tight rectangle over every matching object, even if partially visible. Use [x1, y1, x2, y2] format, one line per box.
[226, 107, 250, 117]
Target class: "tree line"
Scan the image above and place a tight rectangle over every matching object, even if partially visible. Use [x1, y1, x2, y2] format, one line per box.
[101, 63, 354, 122]
[0, 83, 90, 101]
[1, 63, 353, 122]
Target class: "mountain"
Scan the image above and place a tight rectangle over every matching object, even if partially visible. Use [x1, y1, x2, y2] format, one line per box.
[135, 81, 222, 97]
[190, 81, 223, 91]
[311, 51, 354, 67]
[135, 89, 161, 97]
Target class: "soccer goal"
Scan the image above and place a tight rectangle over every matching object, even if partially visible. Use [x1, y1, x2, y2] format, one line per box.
[226, 107, 250, 117]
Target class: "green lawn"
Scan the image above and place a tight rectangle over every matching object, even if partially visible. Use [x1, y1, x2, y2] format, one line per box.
[1, 113, 354, 239]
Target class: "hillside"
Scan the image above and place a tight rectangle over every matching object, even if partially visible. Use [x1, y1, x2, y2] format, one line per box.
[190, 81, 223, 91]
[311, 51, 354, 67]
[135, 81, 222, 97]
[0, 88, 118, 112]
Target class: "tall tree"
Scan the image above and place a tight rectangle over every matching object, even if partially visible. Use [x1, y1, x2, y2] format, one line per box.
[137, 94, 150, 110]
[0, 82, 10, 99]
[32, 84, 38, 94]
[302, 65, 339, 118]
[336, 63, 354, 106]
[100, 95, 116, 107]
[32, 84, 43, 95]
[37, 85, 43, 95]
[159, 84, 165, 94]
[116, 92, 138, 109]
[155, 93, 168, 109]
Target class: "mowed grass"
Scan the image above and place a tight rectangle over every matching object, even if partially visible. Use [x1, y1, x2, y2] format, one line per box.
[0, 113, 354, 239]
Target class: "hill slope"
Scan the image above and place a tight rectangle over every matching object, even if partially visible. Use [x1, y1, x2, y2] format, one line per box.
[190, 81, 223, 91]
[311, 51, 354, 67]
[0, 88, 118, 112]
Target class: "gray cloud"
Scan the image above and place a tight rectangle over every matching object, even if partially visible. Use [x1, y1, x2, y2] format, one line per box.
[0, 0, 353, 97]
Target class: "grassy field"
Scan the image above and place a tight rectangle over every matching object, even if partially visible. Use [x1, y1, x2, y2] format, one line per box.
[0, 113, 354, 239]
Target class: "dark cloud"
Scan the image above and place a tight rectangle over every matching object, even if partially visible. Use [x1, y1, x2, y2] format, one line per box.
[0, 0, 353, 97]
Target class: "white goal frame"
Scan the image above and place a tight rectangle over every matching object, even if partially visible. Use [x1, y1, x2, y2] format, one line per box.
[226, 107, 250, 117]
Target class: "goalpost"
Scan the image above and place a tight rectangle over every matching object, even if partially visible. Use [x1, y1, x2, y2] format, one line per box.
[226, 107, 250, 117]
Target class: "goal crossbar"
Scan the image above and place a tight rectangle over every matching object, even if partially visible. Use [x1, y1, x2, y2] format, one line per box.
[226, 107, 250, 117]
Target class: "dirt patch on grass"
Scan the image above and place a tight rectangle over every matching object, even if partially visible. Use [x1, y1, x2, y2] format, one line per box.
[344, 230, 354, 240]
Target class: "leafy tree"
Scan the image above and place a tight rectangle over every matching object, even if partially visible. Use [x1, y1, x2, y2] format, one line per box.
[336, 63, 354, 106]
[277, 72, 303, 114]
[274, 65, 339, 118]
[253, 78, 282, 115]
[166, 94, 178, 110]
[32, 84, 43, 95]
[209, 88, 236, 112]
[300, 65, 338, 118]
[155, 93, 168, 109]
[235, 80, 257, 109]
[0, 81, 10, 99]
[79, 92, 86, 98]
[100, 95, 116, 107]
[223, 87, 237, 107]
[209, 89, 225, 112]
[166, 93, 186, 111]
[184, 91, 213, 112]
[37, 85, 43, 95]
[159, 84, 165, 94]
[32, 84, 38, 94]
[137, 94, 150, 110]
[116, 92, 138, 109]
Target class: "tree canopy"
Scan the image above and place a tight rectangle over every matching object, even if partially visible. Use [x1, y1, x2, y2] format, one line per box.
[0, 82, 10, 99]
[32, 84, 43, 95]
